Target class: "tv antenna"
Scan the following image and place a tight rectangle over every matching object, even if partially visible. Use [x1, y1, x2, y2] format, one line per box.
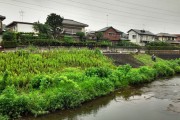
[19, 10, 24, 21]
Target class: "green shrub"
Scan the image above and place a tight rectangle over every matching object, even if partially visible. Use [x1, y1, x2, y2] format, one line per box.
[85, 67, 112, 78]
[1, 41, 17, 48]
[2, 31, 16, 41]
[0, 86, 28, 118]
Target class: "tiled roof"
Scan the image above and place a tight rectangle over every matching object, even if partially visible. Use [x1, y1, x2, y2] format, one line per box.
[63, 19, 88, 27]
[128, 29, 155, 36]
[97, 26, 123, 33]
[157, 33, 177, 37]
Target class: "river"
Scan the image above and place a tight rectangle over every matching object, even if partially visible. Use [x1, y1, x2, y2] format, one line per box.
[25, 76, 180, 120]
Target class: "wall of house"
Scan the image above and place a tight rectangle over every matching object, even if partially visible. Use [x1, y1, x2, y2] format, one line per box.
[17, 23, 35, 33]
[63, 25, 84, 35]
[157, 36, 175, 41]
[128, 31, 140, 44]
[129, 31, 155, 46]
[103, 28, 121, 41]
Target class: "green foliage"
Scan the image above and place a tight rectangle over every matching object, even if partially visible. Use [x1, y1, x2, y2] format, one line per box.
[46, 13, 64, 39]
[95, 32, 103, 42]
[1, 41, 17, 48]
[146, 41, 172, 46]
[76, 32, 85, 42]
[2, 31, 16, 41]
[117, 41, 140, 47]
[85, 67, 112, 78]
[33, 22, 50, 37]
[64, 35, 74, 44]
[0, 86, 28, 118]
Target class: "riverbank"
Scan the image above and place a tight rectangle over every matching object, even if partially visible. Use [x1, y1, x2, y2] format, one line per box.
[0, 49, 179, 119]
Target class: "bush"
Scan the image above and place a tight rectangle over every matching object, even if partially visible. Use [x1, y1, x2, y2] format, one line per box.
[1, 41, 17, 48]
[0, 86, 28, 118]
[2, 31, 16, 41]
[85, 67, 112, 78]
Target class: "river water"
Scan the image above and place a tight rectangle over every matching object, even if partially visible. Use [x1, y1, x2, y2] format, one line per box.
[26, 76, 180, 120]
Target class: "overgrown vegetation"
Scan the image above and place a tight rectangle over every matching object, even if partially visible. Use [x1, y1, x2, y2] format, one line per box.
[0, 49, 179, 119]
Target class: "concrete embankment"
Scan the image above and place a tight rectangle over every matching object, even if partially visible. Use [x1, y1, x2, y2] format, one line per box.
[104, 53, 144, 67]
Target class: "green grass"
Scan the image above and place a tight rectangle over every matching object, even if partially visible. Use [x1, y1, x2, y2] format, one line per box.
[134, 54, 164, 66]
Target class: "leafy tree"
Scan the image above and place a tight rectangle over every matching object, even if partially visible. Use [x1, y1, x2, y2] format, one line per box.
[95, 32, 103, 42]
[33, 22, 50, 37]
[76, 32, 85, 42]
[45, 13, 64, 39]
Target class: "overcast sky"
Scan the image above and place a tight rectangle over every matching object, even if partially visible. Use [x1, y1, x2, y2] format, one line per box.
[0, 0, 180, 34]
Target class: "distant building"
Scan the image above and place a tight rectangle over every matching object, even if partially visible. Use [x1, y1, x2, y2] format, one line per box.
[96, 26, 123, 44]
[0, 15, 6, 42]
[6, 19, 88, 35]
[127, 29, 156, 46]
[174, 34, 180, 42]
[156, 33, 177, 41]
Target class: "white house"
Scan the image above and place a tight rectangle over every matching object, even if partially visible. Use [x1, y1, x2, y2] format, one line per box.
[127, 29, 156, 46]
[6, 21, 36, 33]
[6, 19, 88, 34]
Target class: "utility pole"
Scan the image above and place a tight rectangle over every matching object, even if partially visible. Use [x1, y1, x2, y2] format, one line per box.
[19, 10, 24, 22]
[107, 14, 109, 27]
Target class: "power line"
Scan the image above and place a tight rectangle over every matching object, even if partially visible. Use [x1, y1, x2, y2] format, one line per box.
[42, 0, 180, 24]
[115, 0, 180, 14]
[9, 0, 180, 24]
[64, 0, 180, 22]
[91, 0, 180, 18]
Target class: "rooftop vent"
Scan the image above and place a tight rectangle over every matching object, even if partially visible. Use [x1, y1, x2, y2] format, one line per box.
[140, 30, 145, 33]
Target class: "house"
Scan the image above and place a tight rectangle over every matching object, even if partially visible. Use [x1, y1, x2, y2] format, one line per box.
[127, 29, 156, 46]
[156, 33, 177, 41]
[174, 34, 180, 42]
[62, 19, 88, 35]
[0, 15, 6, 42]
[96, 26, 123, 43]
[86, 31, 96, 40]
[6, 19, 88, 35]
[6, 21, 36, 33]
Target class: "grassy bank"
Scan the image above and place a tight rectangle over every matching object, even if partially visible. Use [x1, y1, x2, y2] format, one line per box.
[0, 49, 179, 119]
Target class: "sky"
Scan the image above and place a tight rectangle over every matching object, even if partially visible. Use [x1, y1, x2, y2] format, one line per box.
[0, 0, 180, 34]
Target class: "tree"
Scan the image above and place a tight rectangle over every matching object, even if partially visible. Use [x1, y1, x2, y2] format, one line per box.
[33, 22, 50, 38]
[45, 13, 64, 39]
[95, 32, 103, 42]
[76, 32, 85, 42]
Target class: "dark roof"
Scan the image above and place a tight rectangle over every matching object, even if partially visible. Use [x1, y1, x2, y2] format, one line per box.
[157, 33, 177, 37]
[7, 19, 89, 28]
[6, 21, 34, 28]
[63, 19, 88, 27]
[128, 29, 155, 36]
[0, 15, 6, 20]
[97, 26, 123, 33]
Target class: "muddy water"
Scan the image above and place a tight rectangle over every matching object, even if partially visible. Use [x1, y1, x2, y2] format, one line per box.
[26, 76, 180, 120]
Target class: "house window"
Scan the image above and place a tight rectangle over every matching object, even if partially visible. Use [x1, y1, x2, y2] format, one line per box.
[109, 32, 114, 36]
[132, 35, 136, 39]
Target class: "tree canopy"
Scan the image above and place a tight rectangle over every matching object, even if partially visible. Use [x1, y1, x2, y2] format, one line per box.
[45, 13, 64, 39]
